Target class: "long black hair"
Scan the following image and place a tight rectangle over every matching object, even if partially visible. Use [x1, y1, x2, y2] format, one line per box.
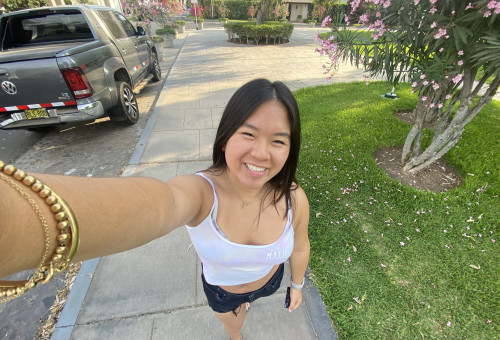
[206, 78, 301, 214]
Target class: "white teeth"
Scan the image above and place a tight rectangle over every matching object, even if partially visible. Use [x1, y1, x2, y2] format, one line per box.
[246, 163, 265, 172]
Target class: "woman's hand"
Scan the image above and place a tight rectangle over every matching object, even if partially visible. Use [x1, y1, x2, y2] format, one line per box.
[288, 286, 303, 312]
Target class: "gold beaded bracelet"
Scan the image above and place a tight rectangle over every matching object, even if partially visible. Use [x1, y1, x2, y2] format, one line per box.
[0, 161, 79, 303]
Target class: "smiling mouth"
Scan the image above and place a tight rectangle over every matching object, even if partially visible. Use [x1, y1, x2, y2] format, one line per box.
[246, 163, 266, 172]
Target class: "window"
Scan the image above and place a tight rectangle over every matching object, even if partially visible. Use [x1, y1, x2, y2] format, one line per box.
[98, 10, 127, 39]
[114, 13, 136, 37]
[1, 10, 93, 48]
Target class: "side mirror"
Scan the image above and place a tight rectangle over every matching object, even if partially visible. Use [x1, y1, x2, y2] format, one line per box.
[136, 26, 146, 36]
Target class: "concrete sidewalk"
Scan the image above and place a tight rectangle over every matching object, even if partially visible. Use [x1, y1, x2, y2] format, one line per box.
[52, 22, 372, 340]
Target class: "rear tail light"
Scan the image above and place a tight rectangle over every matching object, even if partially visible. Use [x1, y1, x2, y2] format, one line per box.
[60, 67, 93, 99]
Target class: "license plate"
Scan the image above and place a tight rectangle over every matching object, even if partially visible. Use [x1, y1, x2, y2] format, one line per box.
[25, 108, 49, 119]
[24, 108, 49, 119]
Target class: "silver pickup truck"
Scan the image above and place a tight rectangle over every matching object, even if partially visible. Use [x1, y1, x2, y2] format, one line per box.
[0, 5, 162, 130]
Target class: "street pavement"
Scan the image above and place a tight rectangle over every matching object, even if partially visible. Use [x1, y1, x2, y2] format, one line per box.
[50, 21, 376, 340]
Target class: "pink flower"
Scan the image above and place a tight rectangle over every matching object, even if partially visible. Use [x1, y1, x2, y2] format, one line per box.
[466, 2, 474, 10]
[458, 60, 464, 66]
[350, 0, 362, 13]
[458, 50, 464, 55]
[400, 241, 405, 246]
[487, 1, 499, 9]
[412, 82, 418, 87]
[484, 10, 492, 17]
[344, 14, 350, 25]
[420, 74, 426, 79]
[433, 83, 440, 90]
[429, 6, 437, 13]
[430, 22, 437, 28]
[452, 73, 463, 84]
[430, 0, 437, 3]
[437, 103, 443, 109]
[439, 47, 444, 52]
[376, 11, 381, 17]
[321, 16, 332, 28]
[447, 321, 452, 327]
[360, 14, 370, 25]
[414, 0, 420, 4]
[422, 96, 428, 101]
[434, 28, 447, 39]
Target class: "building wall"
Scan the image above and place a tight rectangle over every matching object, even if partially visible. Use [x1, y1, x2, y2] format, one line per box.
[289, 3, 309, 22]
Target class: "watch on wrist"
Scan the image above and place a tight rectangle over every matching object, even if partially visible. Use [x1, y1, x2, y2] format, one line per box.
[290, 277, 305, 290]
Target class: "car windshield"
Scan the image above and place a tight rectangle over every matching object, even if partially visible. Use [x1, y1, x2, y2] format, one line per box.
[1, 10, 93, 50]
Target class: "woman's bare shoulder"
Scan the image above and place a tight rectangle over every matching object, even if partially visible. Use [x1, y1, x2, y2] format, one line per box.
[291, 184, 310, 226]
[291, 184, 309, 207]
[167, 172, 216, 227]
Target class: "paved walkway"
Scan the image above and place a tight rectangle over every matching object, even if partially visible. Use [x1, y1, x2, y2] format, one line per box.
[51, 22, 373, 340]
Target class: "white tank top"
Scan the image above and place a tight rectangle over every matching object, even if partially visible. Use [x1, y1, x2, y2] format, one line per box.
[185, 173, 294, 286]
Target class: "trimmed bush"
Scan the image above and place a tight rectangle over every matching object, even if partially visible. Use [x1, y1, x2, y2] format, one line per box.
[224, 22, 293, 45]
[156, 27, 176, 35]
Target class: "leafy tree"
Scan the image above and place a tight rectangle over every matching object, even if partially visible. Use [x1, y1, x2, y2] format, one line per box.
[3, 0, 47, 12]
[317, 0, 500, 174]
[256, 0, 273, 24]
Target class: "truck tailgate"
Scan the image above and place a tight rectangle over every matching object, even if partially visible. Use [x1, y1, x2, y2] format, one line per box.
[0, 58, 73, 108]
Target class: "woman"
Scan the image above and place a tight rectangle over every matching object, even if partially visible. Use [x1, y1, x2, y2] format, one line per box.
[0, 79, 310, 340]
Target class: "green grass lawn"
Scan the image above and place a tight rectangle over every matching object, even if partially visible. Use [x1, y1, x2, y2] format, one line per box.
[295, 82, 499, 340]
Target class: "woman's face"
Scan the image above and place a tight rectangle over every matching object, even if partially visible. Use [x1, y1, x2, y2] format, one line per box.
[224, 100, 291, 190]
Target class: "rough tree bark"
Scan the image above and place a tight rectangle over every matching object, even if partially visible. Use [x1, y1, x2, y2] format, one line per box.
[402, 71, 500, 174]
[256, 0, 272, 25]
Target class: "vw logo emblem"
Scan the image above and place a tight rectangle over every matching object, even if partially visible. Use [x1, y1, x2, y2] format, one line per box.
[1, 81, 17, 95]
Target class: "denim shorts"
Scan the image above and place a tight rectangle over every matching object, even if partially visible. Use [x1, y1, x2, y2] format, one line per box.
[201, 263, 284, 315]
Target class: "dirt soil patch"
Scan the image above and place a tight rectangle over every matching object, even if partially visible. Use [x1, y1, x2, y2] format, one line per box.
[374, 146, 461, 192]
[394, 110, 440, 130]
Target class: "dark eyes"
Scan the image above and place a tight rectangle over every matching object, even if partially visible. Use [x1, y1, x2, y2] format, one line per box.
[240, 131, 287, 146]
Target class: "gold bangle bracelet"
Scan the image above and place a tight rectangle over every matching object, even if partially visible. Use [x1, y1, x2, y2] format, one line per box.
[0, 161, 79, 303]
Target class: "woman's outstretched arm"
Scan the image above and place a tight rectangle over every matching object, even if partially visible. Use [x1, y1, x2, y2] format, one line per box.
[0, 169, 209, 279]
[288, 186, 311, 312]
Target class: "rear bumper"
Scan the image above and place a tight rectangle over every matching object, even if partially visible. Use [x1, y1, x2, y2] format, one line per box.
[0, 101, 105, 129]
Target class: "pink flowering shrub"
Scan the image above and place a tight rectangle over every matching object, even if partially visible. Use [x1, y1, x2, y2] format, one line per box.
[122, 0, 184, 29]
[316, 0, 500, 174]
[312, 4, 326, 21]
[247, 5, 257, 19]
[190, 5, 204, 18]
[273, 4, 289, 20]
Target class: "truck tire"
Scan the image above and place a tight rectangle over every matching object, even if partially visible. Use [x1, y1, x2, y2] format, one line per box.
[151, 52, 161, 82]
[109, 81, 139, 124]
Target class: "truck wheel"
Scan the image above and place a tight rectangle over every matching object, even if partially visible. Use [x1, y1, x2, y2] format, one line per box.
[109, 81, 139, 124]
[151, 52, 161, 82]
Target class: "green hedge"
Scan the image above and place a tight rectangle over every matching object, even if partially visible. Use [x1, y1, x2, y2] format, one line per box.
[224, 22, 294, 45]
[326, 3, 350, 23]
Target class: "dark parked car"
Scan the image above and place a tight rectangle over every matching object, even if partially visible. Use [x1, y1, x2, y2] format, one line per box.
[0, 5, 161, 130]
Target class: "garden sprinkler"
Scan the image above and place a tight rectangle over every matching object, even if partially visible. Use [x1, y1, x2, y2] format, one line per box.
[383, 86, 398, 99]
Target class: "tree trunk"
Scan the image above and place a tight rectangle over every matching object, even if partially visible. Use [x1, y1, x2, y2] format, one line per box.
[256, 0, 272, 25]
[402, 75, 500, 174]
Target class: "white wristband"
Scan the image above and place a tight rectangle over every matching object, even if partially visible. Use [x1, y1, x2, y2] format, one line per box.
[290, 277, 305, 290]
